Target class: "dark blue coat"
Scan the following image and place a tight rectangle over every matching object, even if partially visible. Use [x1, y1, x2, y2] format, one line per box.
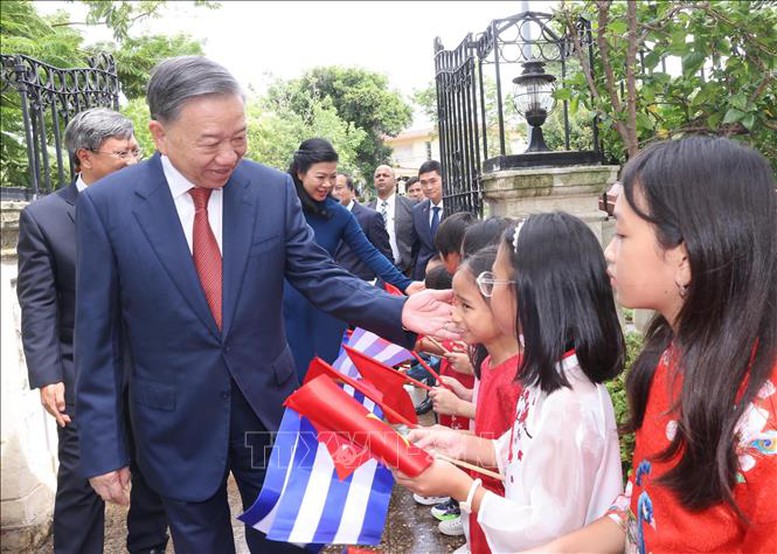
[74, 155, 414, 502]
[284, 197, 411, 380]
[334, 201, 393, 280]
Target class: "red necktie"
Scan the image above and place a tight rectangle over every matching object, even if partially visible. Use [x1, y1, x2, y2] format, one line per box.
[189, 187, 222, 330]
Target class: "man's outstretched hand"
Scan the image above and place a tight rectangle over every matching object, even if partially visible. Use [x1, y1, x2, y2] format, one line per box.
[401, 289, 461, 340]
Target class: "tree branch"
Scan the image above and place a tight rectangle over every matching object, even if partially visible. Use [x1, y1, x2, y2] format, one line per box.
[561, 3, 601, 103]
[624, 0, 640, 156]
[595, 1, 623, 116]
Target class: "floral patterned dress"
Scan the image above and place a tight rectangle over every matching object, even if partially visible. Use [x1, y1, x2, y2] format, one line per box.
[607, 349, 777, 553]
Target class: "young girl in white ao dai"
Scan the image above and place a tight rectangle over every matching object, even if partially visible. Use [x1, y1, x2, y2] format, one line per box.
[396, 212, 626, 552]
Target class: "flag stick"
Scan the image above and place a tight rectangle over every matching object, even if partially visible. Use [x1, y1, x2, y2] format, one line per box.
[411, 351, 453, 391]
[435, 453, 504, 482]
[425, 336, 450, 354]
[397, 367, 434, 391]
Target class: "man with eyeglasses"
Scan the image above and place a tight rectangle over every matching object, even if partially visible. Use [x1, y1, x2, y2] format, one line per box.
[16, 108, 168, 554]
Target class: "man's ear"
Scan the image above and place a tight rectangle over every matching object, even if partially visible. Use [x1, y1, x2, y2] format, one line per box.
[148, 120, 166, 155]
[76, 148, 92, 170]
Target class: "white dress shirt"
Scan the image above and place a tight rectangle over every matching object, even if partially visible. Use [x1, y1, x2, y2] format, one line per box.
[75, 174, 88, 193]
[378, 193, 400, 264]
[345, 199, 355, 212]
[161, 155, 223, 255]
[428, 200, 444, 227]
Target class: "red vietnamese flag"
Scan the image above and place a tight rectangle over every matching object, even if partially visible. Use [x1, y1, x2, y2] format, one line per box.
[344, 346, 428, 426]
[284, 375, 433, 480]
[304, 357, 417, 427]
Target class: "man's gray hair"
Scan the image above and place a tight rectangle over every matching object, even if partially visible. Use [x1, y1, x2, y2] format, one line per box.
[146, 56, 244, 123]
[64, 108, 134, 157]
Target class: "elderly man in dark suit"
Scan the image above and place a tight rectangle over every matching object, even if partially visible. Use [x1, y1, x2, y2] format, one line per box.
[411, 160, 446, 280]
[16, 108, 168, 554]
[332, 172, 393, 280]
[74, 56, 457, 553]
[367, 164, 418, 275]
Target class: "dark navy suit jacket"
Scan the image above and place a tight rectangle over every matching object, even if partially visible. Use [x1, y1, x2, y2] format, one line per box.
[411, 198, 441, 280]
[334, 201, 393, 280]
[74, 154, 414, 502]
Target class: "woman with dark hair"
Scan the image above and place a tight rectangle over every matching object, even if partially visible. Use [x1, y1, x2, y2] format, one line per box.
[534, 136, 777, 552]
[284, 138, 423, 379]
[394, 212, 625, 552]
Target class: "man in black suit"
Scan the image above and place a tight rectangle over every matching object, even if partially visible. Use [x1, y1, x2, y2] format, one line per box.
[367, 164, 418, 275]
[332, 173, 393, 280]
[16, 108, 168, 554]
[411, 160, 446, 280]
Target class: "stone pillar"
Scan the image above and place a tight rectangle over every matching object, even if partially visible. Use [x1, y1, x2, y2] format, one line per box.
[482, 163, 620, 242]
[482, 164, 627, 327]
[0, 201, 57, 550]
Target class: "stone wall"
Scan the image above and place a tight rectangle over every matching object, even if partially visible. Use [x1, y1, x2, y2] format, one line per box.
[0, 201, 57, 550]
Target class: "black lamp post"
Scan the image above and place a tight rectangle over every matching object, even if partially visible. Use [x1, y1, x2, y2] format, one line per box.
[512, 60, 556, 153]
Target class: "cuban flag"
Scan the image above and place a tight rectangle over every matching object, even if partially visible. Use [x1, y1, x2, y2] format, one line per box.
[238, 383, 393, 547]
[332, 327, 414, 379]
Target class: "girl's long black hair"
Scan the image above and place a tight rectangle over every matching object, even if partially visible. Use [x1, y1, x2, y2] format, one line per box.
[503, 212, 625, 392]
[287, 137, 338, 218]
[622, 136, 777, 514]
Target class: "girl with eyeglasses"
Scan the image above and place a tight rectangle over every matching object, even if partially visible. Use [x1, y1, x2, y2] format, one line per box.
[530, 137, 777, 553]
[428, 245, 523, 549]
[394, 211, 625, 552]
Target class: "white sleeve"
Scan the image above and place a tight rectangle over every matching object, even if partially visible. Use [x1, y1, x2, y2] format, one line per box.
[476, 388, 622, 552]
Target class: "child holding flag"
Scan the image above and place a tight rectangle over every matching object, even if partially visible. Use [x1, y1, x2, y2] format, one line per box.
[428, 245, 522, 550]
[395, 212, 625, 552]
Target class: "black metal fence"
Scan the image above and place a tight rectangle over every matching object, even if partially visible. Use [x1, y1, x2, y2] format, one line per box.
[0, 53, 120, 200]
[434, 12, 601, 216]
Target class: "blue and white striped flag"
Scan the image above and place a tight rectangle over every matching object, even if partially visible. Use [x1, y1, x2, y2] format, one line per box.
[332, 327, 414, 378]
[238, 385, 393, 547]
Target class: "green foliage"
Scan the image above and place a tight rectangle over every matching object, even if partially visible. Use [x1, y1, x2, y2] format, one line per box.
[245, 95, 366, 175]
[0, 1, 87, 66]
[78, 0, 218, 42]
[121, 97, 154, 154]
[267, 67, 413, 178]
[86, 33, 205, 100]
[555, 0, 777, 168]
[1, 1, 214, 188]
[606, 330, 644, 478]
[542, 101, 594, 152]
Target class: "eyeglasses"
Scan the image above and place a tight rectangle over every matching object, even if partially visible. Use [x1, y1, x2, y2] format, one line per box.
[91, 148, 143, 161]
[476, 271, 515, 297]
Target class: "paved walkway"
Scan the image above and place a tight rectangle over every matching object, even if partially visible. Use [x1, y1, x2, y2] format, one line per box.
[63, 478, 464, 553]
[43, 414, 466, 553]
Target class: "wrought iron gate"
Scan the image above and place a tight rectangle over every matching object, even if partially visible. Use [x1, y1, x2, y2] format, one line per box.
[434, 12, 599, 217]
[1, 53, 120, 199]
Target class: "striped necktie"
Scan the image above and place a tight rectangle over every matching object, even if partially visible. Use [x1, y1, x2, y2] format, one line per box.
[380, 200, 389, 226]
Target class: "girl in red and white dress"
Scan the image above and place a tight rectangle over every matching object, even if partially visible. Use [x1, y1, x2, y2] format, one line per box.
[535, 137, 777, 553]
[430, 246, 523, 551]
[394, 212, 626, 552]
